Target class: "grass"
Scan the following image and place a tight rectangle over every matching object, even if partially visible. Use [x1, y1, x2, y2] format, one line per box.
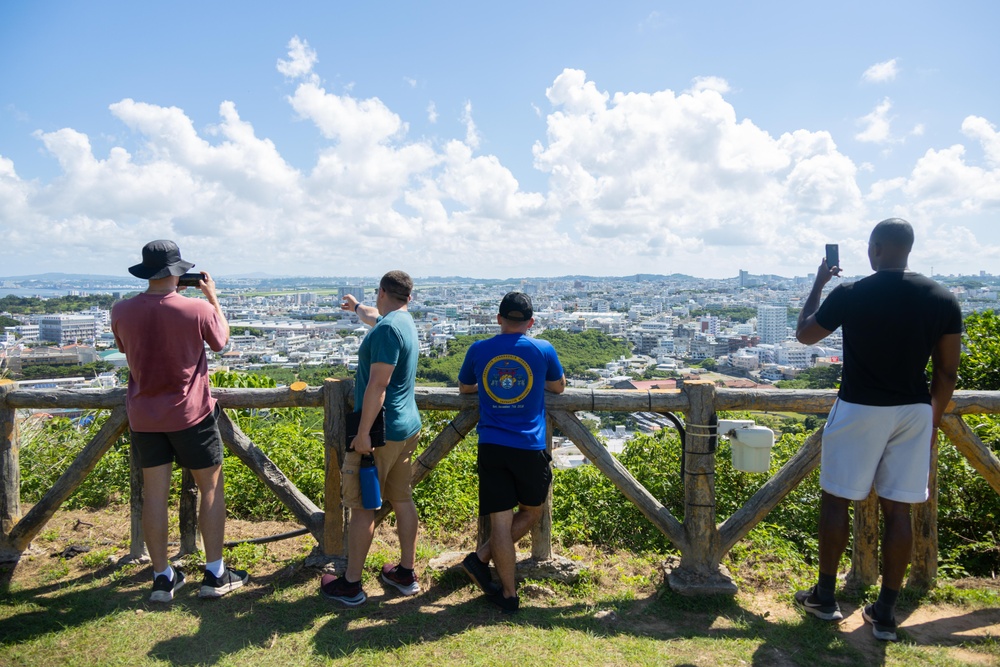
[3, 557, 999, 665]
[1, 510, 998, 666]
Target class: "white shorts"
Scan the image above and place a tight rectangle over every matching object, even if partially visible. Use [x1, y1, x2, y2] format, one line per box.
[820, 398, 933, 503]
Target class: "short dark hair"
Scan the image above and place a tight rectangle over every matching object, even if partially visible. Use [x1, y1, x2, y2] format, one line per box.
[380, 270, 413, 302]
[871, 218, 914, 252]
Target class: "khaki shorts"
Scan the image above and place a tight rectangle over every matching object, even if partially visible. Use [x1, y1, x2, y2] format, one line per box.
[820, 399, 933, 503]
[341, 431, 420, 509]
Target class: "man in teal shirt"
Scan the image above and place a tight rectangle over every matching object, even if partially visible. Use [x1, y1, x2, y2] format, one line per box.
[321, 270, 422, 606]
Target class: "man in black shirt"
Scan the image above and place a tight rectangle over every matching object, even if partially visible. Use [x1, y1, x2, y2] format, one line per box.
[793, 218, 962, 641]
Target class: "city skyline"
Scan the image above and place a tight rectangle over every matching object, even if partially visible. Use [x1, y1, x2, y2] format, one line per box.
[2, 2, 998, 280]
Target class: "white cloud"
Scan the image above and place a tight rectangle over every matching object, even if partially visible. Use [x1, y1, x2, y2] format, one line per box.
[404, 77, 417, 88]
[276, 36, 318, 82]
[427, 101, 438, 124]
[639, 11, 663, 32]
[3, 46, 1000, 279]
[962, 115, 1000, 166]
[855, 98, 894, 144]
[461, 101, 480, 150]
[689, 76, 730, 95]
[862, 58, 899, 83]
[287, 81, 405, 147]
[533, 68, 865, 270]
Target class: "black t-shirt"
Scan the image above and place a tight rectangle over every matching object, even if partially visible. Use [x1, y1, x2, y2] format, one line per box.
[815, 271, 963, 406]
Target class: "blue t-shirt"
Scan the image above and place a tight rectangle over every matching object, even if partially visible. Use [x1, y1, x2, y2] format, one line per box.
[458, 333, 564, 450]
[355, 309, 421, 441]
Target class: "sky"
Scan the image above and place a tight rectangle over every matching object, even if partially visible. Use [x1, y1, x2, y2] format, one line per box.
[1, 1, 998, 280]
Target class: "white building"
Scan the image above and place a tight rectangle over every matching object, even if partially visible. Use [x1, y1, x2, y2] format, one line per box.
[38, 315, 97, 345]
[756, 305, 788, 345]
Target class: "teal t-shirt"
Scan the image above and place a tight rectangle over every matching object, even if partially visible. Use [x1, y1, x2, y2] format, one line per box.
[354, 309, 421, 441]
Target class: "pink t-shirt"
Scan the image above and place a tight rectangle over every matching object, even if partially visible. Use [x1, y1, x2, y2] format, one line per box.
[111, 292, 228, 432]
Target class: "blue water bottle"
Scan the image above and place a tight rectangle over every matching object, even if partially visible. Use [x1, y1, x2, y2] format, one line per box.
[359, 454, 382, 510]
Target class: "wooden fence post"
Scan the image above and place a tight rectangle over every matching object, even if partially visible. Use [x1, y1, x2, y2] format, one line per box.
[846, 489, 879, 590]
[179, 468, 202, 556]
[670, 380, 736, 595]
[128, 439, 148, 561]
[323, 379, 349, 557]
[529, 414, 554, 560]
[908, 433, 939, 589]
[0, 382, 19, 561]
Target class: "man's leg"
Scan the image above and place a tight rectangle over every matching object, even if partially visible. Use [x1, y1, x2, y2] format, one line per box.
[796, 490, 851, 619]
[346, 508, 376, 582]
[141, 464, 173, 573]
[476, 503, 544, 565]
[480, 504, 543, 597]
[818, 491, 852, 581]
[393, 499, 418, 570]
[189, 464, 225, 564]
[875, 498, 912, 619]
[488, 509, 517, 598]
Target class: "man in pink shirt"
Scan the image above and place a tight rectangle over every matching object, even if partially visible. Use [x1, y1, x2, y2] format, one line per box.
[112, 240, 247, 602]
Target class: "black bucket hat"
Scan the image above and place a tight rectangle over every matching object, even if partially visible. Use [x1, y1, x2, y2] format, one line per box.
[128, 240, 195, 280]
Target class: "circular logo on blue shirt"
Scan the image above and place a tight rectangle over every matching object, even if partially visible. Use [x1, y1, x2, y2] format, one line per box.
[483, 354, 533, 405]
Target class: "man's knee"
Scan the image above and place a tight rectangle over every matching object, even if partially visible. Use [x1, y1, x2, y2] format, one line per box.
[190, 464, 224, 494]
[517, 503, 543, 520]
[879, 497, 911, 519]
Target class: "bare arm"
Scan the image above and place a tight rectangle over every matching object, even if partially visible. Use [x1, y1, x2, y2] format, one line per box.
[458, 381, 478, 394]
[198, 271, 230, 346]
[930, 333, 961, 429]
[545, 374, 567, 394]
[341, 295, 379, 327]
[796, 259, 837, 345]
[351, 362, 394, 455]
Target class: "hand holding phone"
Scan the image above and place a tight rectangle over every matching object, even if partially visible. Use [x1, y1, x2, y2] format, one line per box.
[825, 244, 840, 271]
[177, 272, 204, 287]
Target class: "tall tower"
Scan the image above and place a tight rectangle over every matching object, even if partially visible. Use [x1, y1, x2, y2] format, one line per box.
[756, 305, 788, 345]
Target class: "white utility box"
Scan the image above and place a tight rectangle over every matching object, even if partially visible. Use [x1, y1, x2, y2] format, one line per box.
[717, 419, 776, 473]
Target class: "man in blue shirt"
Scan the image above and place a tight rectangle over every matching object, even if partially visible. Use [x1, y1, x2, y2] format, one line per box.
[458, 292, 566, 613]
[321, 270, 423, 606]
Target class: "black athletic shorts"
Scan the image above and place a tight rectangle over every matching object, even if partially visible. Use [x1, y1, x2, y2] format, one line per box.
[130, 404, 224, 470]
[477, 442, 552, 516]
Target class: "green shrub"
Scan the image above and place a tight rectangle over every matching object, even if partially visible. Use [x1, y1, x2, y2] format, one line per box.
[411, 411, 479, 537]
[19, 413, 132, 508]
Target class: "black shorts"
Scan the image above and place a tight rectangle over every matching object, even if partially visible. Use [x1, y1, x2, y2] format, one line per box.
[130, 405, 224, 470]
[477, 442, 552, 516]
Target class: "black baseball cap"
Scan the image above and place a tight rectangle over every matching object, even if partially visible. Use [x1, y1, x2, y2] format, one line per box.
[499, 292, 533, 321]
[128, 240, 195, 280]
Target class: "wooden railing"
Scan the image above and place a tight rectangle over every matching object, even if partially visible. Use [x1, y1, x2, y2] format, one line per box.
[2, 380, 999, 594]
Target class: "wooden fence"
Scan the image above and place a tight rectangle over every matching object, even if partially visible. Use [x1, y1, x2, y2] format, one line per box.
[2, 379, 999, 595]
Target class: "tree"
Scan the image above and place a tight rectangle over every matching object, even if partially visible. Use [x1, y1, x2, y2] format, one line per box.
[956, 310, 1000, 390]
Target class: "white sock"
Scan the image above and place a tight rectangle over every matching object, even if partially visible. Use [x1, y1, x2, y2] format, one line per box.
[205, 558, 225, 577]
[153, 565, 174, 582]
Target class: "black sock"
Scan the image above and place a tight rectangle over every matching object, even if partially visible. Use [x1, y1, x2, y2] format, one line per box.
[816, 572, 837, 603]
[874, 586, 899, 621]
[396, 565, 414, 577]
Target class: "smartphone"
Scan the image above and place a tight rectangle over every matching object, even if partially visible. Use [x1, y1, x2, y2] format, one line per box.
[177, 272, 204, 287]
[825, 244, 839, 269]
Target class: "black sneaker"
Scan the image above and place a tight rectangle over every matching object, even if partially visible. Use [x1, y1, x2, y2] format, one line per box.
[490, 592, 519, 614]
[462, 552, 500, 595]
[381, 563, 420, 596]
[198, 568, 249, 598]
[149, 569, 185, 602]
[793, 586, 843, 621]
[320, 574, 367, 607]
[862, 604, 899, 641]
